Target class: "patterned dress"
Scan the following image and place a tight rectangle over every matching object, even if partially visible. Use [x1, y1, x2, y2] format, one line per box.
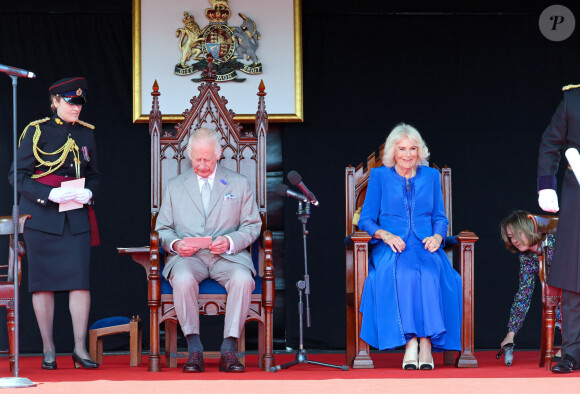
[507, 234, 561, 333]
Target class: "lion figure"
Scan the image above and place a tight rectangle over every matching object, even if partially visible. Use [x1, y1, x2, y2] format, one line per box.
[176, 12, 205, 67]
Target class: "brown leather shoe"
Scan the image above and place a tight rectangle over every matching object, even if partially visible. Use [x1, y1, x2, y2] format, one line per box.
[183, 351, 204, 373]
[219, 351, 245, 372]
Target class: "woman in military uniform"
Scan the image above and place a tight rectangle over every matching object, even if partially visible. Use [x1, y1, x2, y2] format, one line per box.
[9, 77, 100, 369]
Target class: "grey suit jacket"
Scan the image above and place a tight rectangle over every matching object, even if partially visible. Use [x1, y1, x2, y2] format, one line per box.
[155, 164, 262, 279]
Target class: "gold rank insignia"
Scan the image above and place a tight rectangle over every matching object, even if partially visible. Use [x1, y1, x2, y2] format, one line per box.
[562, 84, 580, 91]
[55, 118, 63, 125]
[29, 117, 50, 126]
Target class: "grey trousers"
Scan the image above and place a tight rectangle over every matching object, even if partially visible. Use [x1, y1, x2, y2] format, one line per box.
[168, 251, 255, 339]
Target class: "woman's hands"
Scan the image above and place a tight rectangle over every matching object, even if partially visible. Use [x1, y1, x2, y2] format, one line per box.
[422, 234, 443, 252]
[375, 229, 406, 253]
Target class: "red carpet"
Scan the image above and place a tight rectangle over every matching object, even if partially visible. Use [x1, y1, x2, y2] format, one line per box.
[2, 351, 580, 392]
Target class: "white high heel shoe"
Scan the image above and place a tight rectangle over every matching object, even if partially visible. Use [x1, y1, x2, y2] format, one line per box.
[402, 341, 419, 370]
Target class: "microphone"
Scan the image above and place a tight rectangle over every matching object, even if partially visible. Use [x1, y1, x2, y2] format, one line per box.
[287, 170, 319, 206]
[275, 184, 308, 203]
[0, 64, 36, 79]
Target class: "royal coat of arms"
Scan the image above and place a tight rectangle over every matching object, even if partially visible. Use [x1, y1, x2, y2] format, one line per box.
[174, 0, 263, 82]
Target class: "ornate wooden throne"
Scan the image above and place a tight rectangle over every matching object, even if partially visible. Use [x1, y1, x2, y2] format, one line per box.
[344, 143, 478, 368]
[119, 63, 274, 372]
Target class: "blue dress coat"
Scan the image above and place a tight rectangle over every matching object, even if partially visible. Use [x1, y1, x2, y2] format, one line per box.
[358, 165, 462, 351]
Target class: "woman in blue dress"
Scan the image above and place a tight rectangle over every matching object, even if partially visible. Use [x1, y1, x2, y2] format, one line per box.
[358, 123, 462, 370]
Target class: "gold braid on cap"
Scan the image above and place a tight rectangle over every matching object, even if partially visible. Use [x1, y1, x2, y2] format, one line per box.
[18, 119, 81, 179]
[562, 84, 580, 91]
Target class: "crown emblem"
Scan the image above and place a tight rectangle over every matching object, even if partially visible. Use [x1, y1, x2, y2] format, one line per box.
[174, 0, 263, 82]
[206, 0, 231, 24]
[182, 11, 196, 26]
[76, 88, 83, 96]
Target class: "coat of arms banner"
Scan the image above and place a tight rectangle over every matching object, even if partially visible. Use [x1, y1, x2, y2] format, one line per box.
[133, 0, 303, 123]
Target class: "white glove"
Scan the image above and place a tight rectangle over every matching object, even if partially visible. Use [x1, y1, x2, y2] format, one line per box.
[48, 187, 76, 204]
[72, 189, 93, 204]
[538, 189, 559, 213]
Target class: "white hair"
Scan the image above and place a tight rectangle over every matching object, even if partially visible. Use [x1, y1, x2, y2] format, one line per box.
[187, 127, 223, 160]
[382, 123, 430, 168]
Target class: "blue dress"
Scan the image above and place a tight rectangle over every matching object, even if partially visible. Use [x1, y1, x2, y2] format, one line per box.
[358, 165, 462, 351]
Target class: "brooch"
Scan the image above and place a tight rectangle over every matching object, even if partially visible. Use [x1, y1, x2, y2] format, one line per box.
[224, 194, 236, 200]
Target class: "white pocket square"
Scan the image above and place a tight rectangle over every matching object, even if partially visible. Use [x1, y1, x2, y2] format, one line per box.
[224, 194, 236, 200]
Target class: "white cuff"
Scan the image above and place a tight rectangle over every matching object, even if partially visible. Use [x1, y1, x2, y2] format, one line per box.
[225, 235, 235, 255]
[169, 239, 180, 254]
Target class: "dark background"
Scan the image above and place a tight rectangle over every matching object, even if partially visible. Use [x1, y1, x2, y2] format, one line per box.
[1, 1, 578, 354]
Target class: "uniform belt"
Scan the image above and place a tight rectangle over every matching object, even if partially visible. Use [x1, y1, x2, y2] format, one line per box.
[33, 170, 100, 246]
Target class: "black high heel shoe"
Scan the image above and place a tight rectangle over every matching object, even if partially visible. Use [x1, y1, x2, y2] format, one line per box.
[41, 353, 57, 370]
[495, 343, 514, 366]
[72, 352, 99, 369]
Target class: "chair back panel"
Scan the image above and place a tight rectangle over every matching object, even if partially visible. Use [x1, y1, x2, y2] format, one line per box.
[0, 216, 29, 284]
[150, 80, 268, 230]
[528, 214, 559, 286]
[345, 143, 452, 237]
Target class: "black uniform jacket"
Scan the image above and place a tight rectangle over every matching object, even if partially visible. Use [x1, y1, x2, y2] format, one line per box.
[538, 87, 580, 292]
[8, 114, 100, 236]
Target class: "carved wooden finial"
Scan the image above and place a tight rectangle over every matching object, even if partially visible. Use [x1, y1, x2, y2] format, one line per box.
[152, 80, 160, 96]
[259, 79, 265, 92]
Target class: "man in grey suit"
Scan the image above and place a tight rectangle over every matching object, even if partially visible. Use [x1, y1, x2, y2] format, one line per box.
[155, 128, 262, 373]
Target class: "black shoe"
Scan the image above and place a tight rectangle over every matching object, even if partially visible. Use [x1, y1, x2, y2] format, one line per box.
[219, 351, 245, 372]
[72, 352, 99, 369]
[552, 354, 578, 373]
[41, 353, 57, 370]
[183, 351, 205, 373]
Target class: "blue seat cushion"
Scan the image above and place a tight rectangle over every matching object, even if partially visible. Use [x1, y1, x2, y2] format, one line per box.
[90, 316, 130, 330]
[159, 240, 263, 296]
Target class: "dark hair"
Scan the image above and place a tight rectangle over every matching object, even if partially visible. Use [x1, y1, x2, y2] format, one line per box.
[500, 210, 542, 253]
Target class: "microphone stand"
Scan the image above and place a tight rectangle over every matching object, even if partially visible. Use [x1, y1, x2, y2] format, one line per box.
[270, 201, 348, 372]
[0, 75, 36, 388]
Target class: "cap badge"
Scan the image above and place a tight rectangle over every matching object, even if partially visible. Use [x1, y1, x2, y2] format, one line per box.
[76, 88, 83, 96]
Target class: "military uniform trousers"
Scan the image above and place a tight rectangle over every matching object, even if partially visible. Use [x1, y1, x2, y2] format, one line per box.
[561, 289, 580, 362]
[167, 249, 255, 338]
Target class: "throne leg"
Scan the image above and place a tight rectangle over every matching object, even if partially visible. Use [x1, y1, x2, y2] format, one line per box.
[7, 305, 15, 374]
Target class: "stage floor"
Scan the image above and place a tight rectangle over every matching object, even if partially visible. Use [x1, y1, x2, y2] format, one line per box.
[1, 350, 580, 393]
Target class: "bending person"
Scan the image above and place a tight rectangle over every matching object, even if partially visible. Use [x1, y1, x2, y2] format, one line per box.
[497, 210, 561, 365]
[358, 123, 462, 370]
[8, 77, 100, 369]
